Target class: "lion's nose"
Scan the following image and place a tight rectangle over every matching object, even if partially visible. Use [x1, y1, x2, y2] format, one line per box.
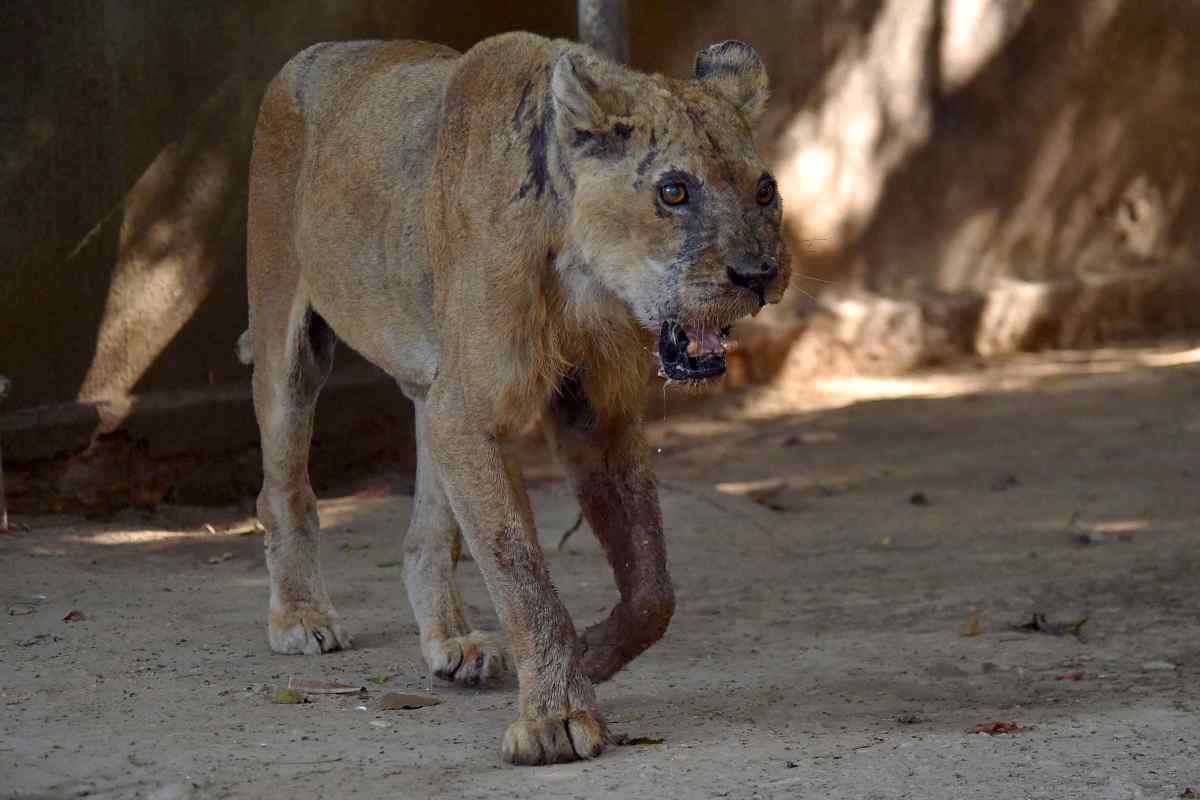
[727, 262, 778, 302]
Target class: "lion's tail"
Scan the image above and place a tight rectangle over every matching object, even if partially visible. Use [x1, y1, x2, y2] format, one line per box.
[236, 330, 253, 365]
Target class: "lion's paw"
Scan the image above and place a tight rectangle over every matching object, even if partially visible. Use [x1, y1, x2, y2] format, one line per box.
[501, 710, 607, 766]
[426, 631, 507, 686]
[269, 605, 351, 654]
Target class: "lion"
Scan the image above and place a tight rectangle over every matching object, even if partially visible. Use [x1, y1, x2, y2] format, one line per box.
[240, 31, 788, 765]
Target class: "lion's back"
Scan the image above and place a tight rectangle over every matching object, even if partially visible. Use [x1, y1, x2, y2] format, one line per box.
[278, 40, 459, 128]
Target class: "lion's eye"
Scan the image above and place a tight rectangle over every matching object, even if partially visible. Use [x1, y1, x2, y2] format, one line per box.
[756, 180, 776, 206]
[659, 182, 688, 206]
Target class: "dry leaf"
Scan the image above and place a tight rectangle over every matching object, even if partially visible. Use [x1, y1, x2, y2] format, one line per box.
[1056, 671, 1085, 681]
[368, 675, 391, 685]
[974, 720, 1022, 735]
[716, 478, 786, 503]
[965, 610, 984, 637]
[287, 677, 363, 694]
[1014, 613, 1087, 637]
[381, 692, 442, 710]
[272, 690, 307, 705]
[62, 609, 85, 622]
[715, 479, 791, 512]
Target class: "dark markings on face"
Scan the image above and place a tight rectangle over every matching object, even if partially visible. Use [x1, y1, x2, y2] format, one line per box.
[655, 169, 708, 269]
[556, 124, 576, 193]
[517, 91, 557, 200]
[704, 131, 723, 157]
[513, 80, 534, 129]
[636, 146, 659, 178]
[571, 123, 634, 161]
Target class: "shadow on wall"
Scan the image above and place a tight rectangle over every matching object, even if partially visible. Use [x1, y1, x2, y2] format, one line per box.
[702, 0, 1200, 374]
[0, 0, 576, 418]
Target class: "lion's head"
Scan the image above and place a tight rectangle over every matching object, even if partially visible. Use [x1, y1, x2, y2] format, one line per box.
[551, 40, 789, 382]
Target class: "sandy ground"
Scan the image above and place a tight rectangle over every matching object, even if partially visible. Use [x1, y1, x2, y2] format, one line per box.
[3, 343, 1200, 799]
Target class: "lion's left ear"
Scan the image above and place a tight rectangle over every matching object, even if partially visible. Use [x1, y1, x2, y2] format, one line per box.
[694, 41, 769, 124]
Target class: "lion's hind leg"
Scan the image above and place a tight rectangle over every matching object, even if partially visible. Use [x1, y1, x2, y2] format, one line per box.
[251, 300, 349, 654]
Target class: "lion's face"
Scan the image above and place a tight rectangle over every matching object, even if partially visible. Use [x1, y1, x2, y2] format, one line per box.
[554, 41, 789, 382]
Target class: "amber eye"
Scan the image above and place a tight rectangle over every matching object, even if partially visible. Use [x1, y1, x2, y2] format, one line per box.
[756, 179, 776, 206]
[659, 182, 688, 206]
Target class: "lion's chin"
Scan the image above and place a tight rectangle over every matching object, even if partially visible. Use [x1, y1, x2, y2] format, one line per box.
[656, 320, 732, 382]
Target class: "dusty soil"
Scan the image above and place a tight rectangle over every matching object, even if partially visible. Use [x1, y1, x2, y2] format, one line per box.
[3, 343, 1200, 799]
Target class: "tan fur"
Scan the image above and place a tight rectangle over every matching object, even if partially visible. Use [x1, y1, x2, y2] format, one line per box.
[244, 31, 787, 765]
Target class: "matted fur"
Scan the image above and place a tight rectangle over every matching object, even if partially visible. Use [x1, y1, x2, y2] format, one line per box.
[243, 31, 787, 766]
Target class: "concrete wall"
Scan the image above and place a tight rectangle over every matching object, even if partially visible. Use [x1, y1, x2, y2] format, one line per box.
[1, 0, 574, 415]
[3, 0, 1199, 507]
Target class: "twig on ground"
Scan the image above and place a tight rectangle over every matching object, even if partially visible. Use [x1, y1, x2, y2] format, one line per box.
[557, 511, 585, 550]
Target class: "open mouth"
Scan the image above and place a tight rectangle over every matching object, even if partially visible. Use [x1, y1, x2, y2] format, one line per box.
[657, 321, 732, 382]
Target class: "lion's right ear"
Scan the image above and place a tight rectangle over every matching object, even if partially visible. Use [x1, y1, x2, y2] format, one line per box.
[551, 51, 611, 131]
[695, 40, 769, 124]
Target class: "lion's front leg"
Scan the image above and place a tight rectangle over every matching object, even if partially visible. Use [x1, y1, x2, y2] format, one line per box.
[403, 399, 507, 686]
[425, 393, 606, 766]
[545, 381, 675, 683]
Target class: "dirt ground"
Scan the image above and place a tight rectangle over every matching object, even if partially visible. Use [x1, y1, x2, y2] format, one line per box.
[3, 343, 1200, 799]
